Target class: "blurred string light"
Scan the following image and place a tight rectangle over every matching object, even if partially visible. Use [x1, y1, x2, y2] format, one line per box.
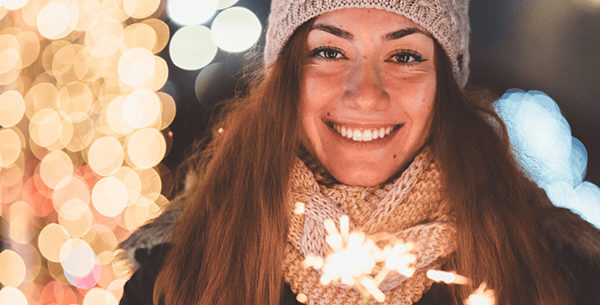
[495, 90, 600, 227]
[0, 0, 174, 303]
[168, 1, 262, 71]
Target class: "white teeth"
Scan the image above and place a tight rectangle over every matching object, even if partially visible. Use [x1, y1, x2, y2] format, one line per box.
[331, 123, 396, 142]
[363, 129, 372, 141]
[372, 129, 379, 139]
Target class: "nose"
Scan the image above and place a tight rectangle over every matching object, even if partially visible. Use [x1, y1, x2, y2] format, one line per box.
[342, 57, 389, 111]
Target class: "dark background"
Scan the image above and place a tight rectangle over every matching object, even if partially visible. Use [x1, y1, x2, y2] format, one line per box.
[160, 0, 600, 186]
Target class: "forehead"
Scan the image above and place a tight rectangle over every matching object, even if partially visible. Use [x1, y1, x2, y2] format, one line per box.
[312, 8, 429, 36]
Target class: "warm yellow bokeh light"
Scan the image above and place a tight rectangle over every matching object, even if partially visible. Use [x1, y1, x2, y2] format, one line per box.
[0, 34, 21, 74]
[57, 82, 94, 122]
[40, 150, 73, 189]
[0, 90, 25, 127]
[36, 1, 77, 40]
[89, 224, 118, 265]
[122, 23, 157, 51]
[137, 167, 162, 200]
[123, 0, 160, 19]
[9, 202, 34, 244]
[74, 0, 101, 31]
[113, 166, 142, 204]
[0, 128, 21, 167]
[118, 48, 155, 87]
[122, 89, 161, 129]
[59, 200, 94, 237]
[0, 287, 28, 305]
[24, 82, 58, 119]
[123, 196, 160, 231]
[3, 0, 29, 10]
[52, 175, 90, 213]
[157, 92, 176, 130]
[15, 31, 40, 68]
[126, 128, 166, 169]
[59, 238, 96, 277]
[85, 18, 123, 57]
[107, 278, 127, 300]
[66, 117, 95, 152]
[169, 25, 217, 70]
[106, 96, 134, 135]
[38, 223, 71, 263]
[0, 160, 25, 187]
[83, 287, 118, 305]
[29, 109, 63, 148]
[140, 55, 168, 91]
[88, 136, 124, 176]
[92, 176, 128, 217]
[0, 250, 27, 287]
[211, 7, 262, 53]
[141, 18, 169, 54]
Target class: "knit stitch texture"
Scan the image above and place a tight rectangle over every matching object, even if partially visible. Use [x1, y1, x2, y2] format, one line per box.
[285, 147, 457, 304]
[264, 0, 471, 87]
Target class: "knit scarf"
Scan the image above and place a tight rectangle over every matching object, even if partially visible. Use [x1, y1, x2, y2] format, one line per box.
[284, 147, 457, 305]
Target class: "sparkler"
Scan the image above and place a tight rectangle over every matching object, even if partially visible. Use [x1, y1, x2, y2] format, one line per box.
[302, 215, 417, 303]
[300, 215, 496, 305]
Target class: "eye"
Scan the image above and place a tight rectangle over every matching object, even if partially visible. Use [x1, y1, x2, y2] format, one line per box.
[388, 50, 426, 65]
[311, 47, 346, 60]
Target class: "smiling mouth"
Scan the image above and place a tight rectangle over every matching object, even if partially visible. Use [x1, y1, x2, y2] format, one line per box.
[325, 121, 402, 142]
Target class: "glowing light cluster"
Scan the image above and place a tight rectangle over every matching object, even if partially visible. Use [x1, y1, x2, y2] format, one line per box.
[299, 216, 497, 305]
[495, 90, 600, 227]
[303, 216, 417, 302]
[0, 0, 174, 303]
[169, 4, 261, 70]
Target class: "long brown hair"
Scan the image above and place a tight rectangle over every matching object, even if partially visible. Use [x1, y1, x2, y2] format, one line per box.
[155, 18, 574, 305]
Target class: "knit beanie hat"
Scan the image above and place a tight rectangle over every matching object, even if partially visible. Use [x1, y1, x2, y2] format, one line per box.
[264, 0, 471, 87]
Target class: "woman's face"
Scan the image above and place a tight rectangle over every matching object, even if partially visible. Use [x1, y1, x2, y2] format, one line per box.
[300, 8, 437, 186]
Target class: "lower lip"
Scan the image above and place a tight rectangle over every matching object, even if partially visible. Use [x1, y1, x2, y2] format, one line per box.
[325, 123, 401, 146]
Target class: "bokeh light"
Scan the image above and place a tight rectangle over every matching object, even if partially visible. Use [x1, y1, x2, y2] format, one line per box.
[0, 90, 25, 127]
[38, 223, 71, 263]
[0, 128, 21, 167]
[217, 0, 239, 9]
[0, 249, 27, 287]
[59, 238, 96, 277]
[40, 150, 73, 189]
[123, 0, 160, 19]
[36, 0, 77, 40]
[88, 136, 124, 176]
[118, 48, 155, 87]
[0, 286, 28, 305]
[92, 176, 128, 217]
[3, 0, 29, 11]
[167, 0, 218, 26]
[83, 287, 118, 305]
[169, 25, 217, 70]
[211, 7, 262, 53]
[0, 0, 185, 302]
[126, 128, 166, 169]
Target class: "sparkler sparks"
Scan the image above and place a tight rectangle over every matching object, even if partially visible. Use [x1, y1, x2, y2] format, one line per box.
[466, 283, 496, 305]
[303, 216, 417, 302]
[300, 215, 497, 305]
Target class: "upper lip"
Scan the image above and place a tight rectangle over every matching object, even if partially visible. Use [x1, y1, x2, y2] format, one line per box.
[323, 118, 403, 128]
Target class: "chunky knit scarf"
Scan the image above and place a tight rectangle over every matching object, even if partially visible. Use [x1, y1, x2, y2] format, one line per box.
[284, 147, 457, 305]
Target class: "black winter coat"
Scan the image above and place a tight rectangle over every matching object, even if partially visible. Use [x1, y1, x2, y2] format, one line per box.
[118, 200, 600, 305]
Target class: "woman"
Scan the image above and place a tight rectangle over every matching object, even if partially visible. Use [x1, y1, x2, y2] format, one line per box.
[118, 1, 600, 304]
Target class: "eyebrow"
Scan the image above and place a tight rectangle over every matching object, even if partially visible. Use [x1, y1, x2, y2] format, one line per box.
[311, 24, 430, 41]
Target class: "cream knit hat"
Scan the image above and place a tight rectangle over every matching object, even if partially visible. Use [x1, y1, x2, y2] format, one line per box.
[264, 0, 471, 87]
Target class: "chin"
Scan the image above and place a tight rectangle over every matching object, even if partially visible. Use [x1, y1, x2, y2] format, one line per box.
[329, 166, 396, 187]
